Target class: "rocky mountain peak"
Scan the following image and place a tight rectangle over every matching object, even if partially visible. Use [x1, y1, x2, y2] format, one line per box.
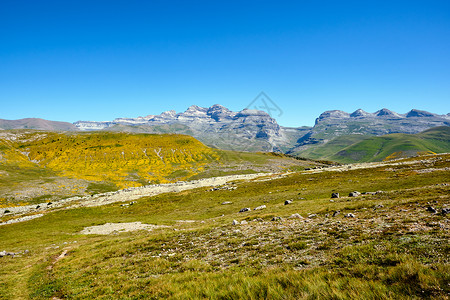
[160, 110, 177, 118]
[315, 110, 350, 124]
[375, 108, 401, 117]
[186, 105, 207, 113]
[350, 109, 370, 118]
[207, 104, 234, 121]
[406, 109, 435, 118]
[236, 109, 271, 118]
[208, 104, 229, 111]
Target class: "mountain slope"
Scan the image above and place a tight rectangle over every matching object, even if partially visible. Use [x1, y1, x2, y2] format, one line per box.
[18, 131, 220, 187]
[290, 134, 370, 160]
[0, 118, 77, 131]
[75, 104, 311, 152]
[0, 130, 322, 206]
[329, 126, 450, 163]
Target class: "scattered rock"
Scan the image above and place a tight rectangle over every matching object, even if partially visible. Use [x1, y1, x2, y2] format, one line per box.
[373, 204, 384, 211]
[308, 214, 317, 218]
[254, 205, 266, 210]
[240, 220, 248, 225]
[239, 208, 251, 213]
[332, 210, 340, 217]
[345, 213, 355, 218]
[362, 192, 376, 195]
[289, 213, 303, 219]
[232, 220, 240, 225]
[442, 208, 450, 215]
[426, 206, 437, 214]
[0, 251, 16, 257]
[222, 201, 233, 205]
[271, 217, 282, 221]
[349, 191, 361, 197]
[331, 193, 339, 198]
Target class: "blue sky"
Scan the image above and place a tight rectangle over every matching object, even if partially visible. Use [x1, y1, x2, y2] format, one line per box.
[1, 0, 449, 127]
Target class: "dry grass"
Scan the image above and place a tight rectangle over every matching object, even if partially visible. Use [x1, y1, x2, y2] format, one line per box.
[0, 153, 449, 299]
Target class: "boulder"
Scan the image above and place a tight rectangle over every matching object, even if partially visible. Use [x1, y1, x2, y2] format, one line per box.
[254, 205, 266, 210]
[442, 208, 450, 215]
[271, 217, 282, 221]
[345, 213, 355, 218]
[289, 213, 303, 219]
[284, 200, 293, 205]
[222, 201, 233, 205]
[349, 191, 361, 197]
[331, 193, 339, 198]
[239, 208, 251, 213]
[427, 206, 437, 214]
[0, 251, 15, 257]
[332, 210, 340, 217]
[232, 220, 240, 225]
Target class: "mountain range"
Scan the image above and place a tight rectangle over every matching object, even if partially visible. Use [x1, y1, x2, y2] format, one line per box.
[1, 106, 449, 161]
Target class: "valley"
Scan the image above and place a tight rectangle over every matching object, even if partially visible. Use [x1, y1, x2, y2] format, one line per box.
[0, 111, 449, 299]
[0, 130, 321, 207]
[0, 152, 449, 299]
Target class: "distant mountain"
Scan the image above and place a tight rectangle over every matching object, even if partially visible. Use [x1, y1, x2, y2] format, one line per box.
[2, 107, 449, 159]
[74, 105, 308, 152]
[0, 118, 77, 131]
[289, 108, 450, 155]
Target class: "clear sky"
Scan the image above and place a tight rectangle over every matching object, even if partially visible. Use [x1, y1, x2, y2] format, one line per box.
[1, 0, 449, 127]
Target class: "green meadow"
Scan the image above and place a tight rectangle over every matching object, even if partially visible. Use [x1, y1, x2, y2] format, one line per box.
[1, 153, 449, 299]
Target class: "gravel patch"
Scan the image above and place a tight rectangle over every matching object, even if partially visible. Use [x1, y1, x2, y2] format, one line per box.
[79, 222, 168, 235]
[0, 214, 44, 226]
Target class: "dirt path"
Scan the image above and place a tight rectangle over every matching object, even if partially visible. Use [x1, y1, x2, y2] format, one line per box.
[306, 154, 446, 174]
[1, 172, 287, 225]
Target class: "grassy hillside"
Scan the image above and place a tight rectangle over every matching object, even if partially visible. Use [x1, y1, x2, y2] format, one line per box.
[295, 126, 450, 163]
[292, 134, 370, 160]
[0, 118, 77, 131]
[18, 131, 219, 187]
[1, 153, 449, 299]
[0, 130, 319, 206]
[331, 126, 450, 163]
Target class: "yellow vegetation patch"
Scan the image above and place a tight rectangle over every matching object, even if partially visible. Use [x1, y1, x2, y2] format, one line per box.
[12, 132, 219, 188]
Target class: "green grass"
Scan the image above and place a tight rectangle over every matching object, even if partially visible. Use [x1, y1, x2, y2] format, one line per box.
[1, 153, 449, 299]
[294, 134, 370, 160]
[299, 126, 450, 163]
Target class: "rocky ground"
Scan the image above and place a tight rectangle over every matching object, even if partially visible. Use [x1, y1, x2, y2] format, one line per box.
[0, 172, 288, 225]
